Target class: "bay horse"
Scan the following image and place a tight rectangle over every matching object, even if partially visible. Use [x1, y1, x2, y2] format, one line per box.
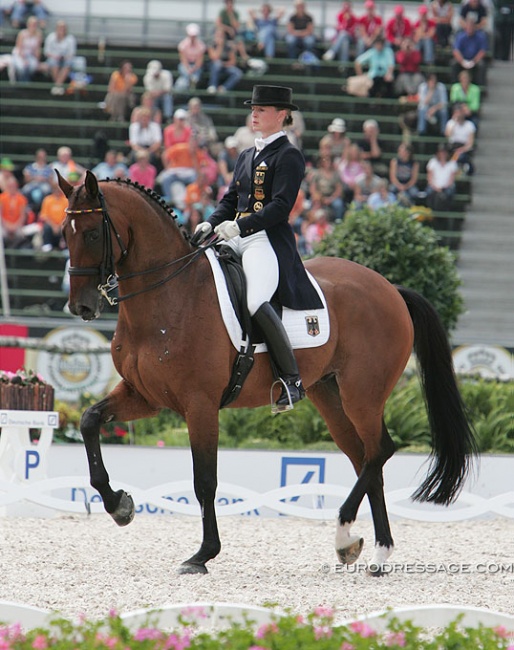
[58, 171, 476, 576]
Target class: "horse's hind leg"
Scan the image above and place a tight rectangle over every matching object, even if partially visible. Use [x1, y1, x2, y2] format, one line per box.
[308, 378, 396, 573]
[81, 379, 158, 526]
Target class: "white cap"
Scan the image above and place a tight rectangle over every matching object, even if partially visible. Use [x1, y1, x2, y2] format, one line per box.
[186, 23, 200, 37]
[147, 59, 162, 72]
[224, 136, 238, 149]
[174, 108, 188, 119]
[328, 117, 346, 133]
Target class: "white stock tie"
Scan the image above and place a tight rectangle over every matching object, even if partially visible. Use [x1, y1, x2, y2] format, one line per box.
[254, 138, 266, 152]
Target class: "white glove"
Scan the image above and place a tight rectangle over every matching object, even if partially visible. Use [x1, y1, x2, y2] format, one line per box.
[214, 220, 241, 241]
[194, 222, 213, 236]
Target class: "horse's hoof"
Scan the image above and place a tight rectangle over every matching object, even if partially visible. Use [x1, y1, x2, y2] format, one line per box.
[177, 562, 208, 575]
[368, 564, 388, 577]
[111, 490, 135, 527]
[336, 537, 364, 565]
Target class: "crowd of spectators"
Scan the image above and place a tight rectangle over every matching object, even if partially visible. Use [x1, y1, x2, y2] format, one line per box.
[0, 0, 492, 255]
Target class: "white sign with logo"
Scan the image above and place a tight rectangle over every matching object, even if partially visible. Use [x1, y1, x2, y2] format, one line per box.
[36, 327, 116, 401]
[452, 344, 513, 379]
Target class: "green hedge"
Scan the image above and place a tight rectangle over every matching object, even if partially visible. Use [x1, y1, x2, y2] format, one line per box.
[54, 377, 513, 454]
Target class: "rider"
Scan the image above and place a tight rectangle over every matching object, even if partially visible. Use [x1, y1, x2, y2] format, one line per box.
[193, 85, 322, 410]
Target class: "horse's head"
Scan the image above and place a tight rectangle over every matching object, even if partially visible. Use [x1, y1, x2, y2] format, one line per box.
[59, 170, 127, 321]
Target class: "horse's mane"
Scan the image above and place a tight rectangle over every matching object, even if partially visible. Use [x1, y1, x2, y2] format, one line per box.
[101, 177, 178, 223]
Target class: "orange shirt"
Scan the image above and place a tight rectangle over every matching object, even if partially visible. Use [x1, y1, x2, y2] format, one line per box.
[39, 193, 68, 228]
[163, 142, 194, 169]
[109, 70, 137, 93]
[0, 191, 27, 227]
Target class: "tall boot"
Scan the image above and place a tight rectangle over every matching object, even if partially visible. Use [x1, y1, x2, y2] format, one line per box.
[252, 302, 305, 411]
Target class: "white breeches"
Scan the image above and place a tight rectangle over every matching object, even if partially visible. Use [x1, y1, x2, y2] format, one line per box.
[223, 231, 279, 316]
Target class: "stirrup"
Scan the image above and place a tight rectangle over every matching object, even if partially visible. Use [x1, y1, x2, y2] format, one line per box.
[271, 378, 294, 414]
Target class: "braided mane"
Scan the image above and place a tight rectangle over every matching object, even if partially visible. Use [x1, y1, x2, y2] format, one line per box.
[101, 177, 178, 222]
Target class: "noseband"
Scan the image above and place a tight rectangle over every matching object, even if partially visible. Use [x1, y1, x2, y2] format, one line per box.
[66, 188, 218, 306]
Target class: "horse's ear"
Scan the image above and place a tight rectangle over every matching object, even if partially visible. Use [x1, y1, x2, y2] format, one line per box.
[56, 169, 74, 198]
[84, 170, 99, 198]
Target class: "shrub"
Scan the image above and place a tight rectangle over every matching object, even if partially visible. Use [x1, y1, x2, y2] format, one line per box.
[314, 205, 464, 332]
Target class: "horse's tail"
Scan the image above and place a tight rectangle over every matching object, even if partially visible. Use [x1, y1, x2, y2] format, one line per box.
[397, 286, 478, 505]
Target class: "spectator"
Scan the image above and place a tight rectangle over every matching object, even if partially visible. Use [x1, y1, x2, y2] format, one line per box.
[183, 169, 216, 232]
[163, 108, 192, 149]
[385, 4, 412, 50]
[9, 0, 48, 28]
[353, 160, 382, 207]
[21, 148, 53, 213]
[233, 113, 258, 151]
[324, 117, 350, 161]
[354, 35, 395, 98]
[394, 37, 424, 97]
[304, 207, 333, 255]
[43, 20, 76, 95]
[249, 3, 285, 59]
[11, 15, 42, 82]
[289, 187, 308, 256]
[39, 180, 68, 250]
[367, 178, 398, 209]
[51, 146, 84, 180]
[356, 0, 383, 57]
[91, 150, 128, 180]
[323, 1, 358, 63]
[309, 154, 345, 222]
[216, 0, 249, 61]
[187, 97, 219, 152]
[412, 5, 436, 65]
[445, 102, 476, 175]
[358, 119, 386, 176]
[104, 60, 138, 122]
[338, 143, 367, 203]
[0, 176, 30, 248]
[176, 23, 206, 92]
[285, 108, 305, 149]
[128, 150, 157, 189]
[131, 91, 162, 124]
[459, 0, 488, 31]
[0, 158, 16, 193]
[417, 72, 448, 135]
[452, 17, 488, 86]
[207, 29, 244, 94]
[430, 0, 453, 47]
[128, 107, 162, 167]
[285, 0, 316, 61]
[217, 135, 239, 193]
[158, 140, 199, 205]
[143, 59, 173, 124]
[389, 143, 420, 205]
[425, 144, 458, 210]
[450, 69, 481, 126]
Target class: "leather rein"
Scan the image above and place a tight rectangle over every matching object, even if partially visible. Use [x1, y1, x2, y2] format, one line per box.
[65, 190, 216, 306]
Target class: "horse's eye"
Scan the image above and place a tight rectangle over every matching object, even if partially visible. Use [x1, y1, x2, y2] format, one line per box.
[84, 229, 100, 244]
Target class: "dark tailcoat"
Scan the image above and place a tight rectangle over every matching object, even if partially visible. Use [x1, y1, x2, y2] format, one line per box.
[207, 136, 323, 310]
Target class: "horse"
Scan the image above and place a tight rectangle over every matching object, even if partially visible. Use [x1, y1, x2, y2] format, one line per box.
[58, 171, 477, 576]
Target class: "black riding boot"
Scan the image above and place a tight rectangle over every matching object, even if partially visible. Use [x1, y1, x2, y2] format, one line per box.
[252, 302, 305, 411]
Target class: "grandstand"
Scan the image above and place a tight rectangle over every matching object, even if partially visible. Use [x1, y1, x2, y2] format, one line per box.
[0, 0, 495, 336]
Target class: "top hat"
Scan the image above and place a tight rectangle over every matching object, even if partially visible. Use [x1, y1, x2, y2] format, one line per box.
[244, 85, 299, 111]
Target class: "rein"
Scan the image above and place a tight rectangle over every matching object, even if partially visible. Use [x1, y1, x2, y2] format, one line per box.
[66, 189, 217, 306]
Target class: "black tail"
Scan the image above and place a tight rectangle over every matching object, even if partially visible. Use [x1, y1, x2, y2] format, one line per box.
[397, 286, 478, 505]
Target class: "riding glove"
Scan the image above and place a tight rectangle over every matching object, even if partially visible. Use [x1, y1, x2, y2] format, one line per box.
[215, 221, 241, 241]
[190, 221, 213, 246]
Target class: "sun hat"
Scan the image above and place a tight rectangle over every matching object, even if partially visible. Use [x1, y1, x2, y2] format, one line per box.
[174, 108, 188, 119]
[328, 118, 346, 133]
[186, 23, 200, 37]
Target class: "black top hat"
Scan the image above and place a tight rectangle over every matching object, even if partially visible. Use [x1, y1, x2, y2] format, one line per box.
[244, 85, 299, 111]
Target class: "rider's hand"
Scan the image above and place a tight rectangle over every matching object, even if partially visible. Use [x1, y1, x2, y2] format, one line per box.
[190, 222, 213, 246]
[214, 221, 241, 241]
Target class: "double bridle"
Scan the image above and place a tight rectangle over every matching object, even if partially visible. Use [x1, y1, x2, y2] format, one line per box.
[65, 190, 216, 306]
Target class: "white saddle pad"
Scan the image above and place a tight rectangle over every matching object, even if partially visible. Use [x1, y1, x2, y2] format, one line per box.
[205, 248, 330, 354]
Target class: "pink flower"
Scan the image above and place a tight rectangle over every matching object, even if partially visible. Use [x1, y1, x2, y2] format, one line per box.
[32, 635, 48, 650]
[349, 620, 376, 638]
[157, 440, 165, 447]
[341, 643, 355, 650]
[314, 625, 333, 639]
[180, 605, 208, 620]
[314, 606, 334, 618]
[255, 622, 278, 639]
[494, 626, 510, 639]
[134, 627, 163, 641]
[249, 647, 268, 650]
[108, 608, 118, 618]
[385, 630, 406, 647]
[295, 614, 305, 625]
[163, 633, 191, 650]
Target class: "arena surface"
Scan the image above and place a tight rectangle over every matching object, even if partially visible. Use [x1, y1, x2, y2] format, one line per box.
[1, 515, 513, 622]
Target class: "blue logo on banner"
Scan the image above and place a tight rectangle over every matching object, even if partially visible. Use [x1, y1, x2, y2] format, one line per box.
[280, 457, 326, 513]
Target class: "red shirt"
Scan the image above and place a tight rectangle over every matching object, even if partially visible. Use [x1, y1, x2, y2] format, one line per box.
[385, 16, 412, 43]
[396, 48, 422, 72]
[358, 14, 383, 37]
[336, 9, 358, 35]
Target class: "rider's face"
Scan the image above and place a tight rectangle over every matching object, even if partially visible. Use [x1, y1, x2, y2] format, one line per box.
[251, 106, 286, 138]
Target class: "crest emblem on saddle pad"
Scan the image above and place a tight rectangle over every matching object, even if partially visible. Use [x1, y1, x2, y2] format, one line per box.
[306, 316, 320, 337]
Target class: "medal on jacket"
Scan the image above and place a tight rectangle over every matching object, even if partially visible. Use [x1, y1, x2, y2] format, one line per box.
[254, 170, 265, 185]
[253, 201, 264, 211]
[254, 187, 264, 200]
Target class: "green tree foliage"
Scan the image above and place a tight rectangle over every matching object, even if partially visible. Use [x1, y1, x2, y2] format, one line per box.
[314, 205, 464, 332]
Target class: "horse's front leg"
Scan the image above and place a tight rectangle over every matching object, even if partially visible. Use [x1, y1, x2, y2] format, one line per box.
[178, 405, 221, 575]
[81, 379, 159, 526]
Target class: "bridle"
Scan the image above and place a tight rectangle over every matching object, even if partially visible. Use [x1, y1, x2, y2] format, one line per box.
[65, 189, 217, 306]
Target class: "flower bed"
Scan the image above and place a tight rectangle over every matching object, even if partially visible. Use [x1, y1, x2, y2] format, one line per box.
[0, 607, 512, 650]
[0, 370, 54, 411]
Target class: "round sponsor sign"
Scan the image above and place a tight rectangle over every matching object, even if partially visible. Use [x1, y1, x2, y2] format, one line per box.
[37, 327, 115, 401]
[452, 344, 513, 379]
